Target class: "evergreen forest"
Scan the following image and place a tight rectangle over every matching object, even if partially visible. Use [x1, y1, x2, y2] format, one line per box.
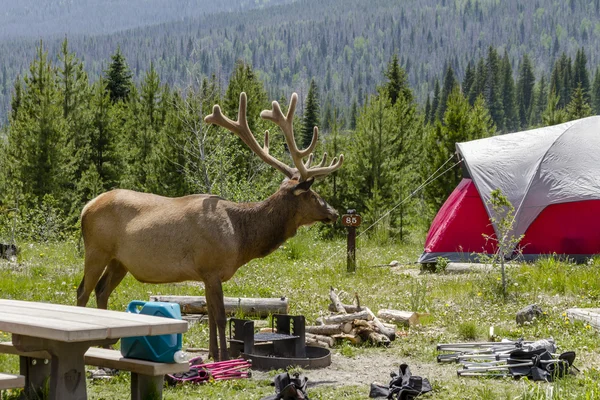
[1, 0, 600, 247]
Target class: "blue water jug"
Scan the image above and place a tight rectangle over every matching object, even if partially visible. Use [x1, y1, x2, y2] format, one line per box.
[120, 300, 186, 363]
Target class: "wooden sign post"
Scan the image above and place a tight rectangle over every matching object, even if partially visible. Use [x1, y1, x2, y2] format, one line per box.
[342, 210, 361, 273]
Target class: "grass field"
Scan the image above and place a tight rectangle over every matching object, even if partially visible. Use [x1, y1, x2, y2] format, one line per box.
[1, 228, 600, 399]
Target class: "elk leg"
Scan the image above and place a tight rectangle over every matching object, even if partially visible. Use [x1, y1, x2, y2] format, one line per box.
[95, 260, 128, 310]
[77, 250, 110, 307]
[205, 283, 219, 360]
[205, 278, 229, 361]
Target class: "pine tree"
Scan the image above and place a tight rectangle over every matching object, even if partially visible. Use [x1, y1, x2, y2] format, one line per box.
[592, 68, 600, 114]
[5, 42, 65, 206]
[302, 78, 320, 148]
[566, 85, 592, 120]
[500, 51, 518, 132]
[573, 48, 591, 104]
[383, 54, 412, 105]
[424, 95, 431, 124]
[484, 46, 504, 132]
[542, 91, 567, 126]
[532, 75, 548, 126]
[430, 79, 440, 124]
[437, 64, 457, 121]
[462, 61, 475, 104]
[56, 38, 93, 219]
[516, 54, 535, 129]
[105, 46, 133, 103]
[469, 57, 487, 106]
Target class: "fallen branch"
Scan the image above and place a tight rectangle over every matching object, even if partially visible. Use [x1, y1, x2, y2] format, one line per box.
[329, 287, 347, 314]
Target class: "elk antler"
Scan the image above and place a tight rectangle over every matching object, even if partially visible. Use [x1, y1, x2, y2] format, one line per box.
[204, 92, 343, 181]
[261, 92, 343, 181]
[204, 92, 296, 178]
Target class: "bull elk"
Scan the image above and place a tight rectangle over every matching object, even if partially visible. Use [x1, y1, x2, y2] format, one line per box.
[77, 92, 343, 360]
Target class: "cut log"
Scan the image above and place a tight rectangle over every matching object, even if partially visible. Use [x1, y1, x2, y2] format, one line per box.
[377, 309, 420, 327]
[329, 287, 347, 314]
[341, 322, 354, 334]
[322, 310, 371, 325]
[332, 333, 363, 345]
[566, 308, 600, 330]
[382, 322, 397, 330]
[352, 319, 371, 328]
[149, 295, 288, 317]
[305, 324, 343, 336]
[305, 333, 335, 347]
[328, 303, 363, 313]
[365, 307, 395, 341]
[367, 331, 391, 347]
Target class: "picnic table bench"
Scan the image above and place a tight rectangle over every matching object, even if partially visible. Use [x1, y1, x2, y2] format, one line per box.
[0, 342, 189, 400]
[0, 299, 188, 400]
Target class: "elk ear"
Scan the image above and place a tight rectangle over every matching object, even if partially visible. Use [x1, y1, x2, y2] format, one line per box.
[293, 178, 315, 195]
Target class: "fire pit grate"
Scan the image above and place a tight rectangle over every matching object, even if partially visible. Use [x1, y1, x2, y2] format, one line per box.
[228, 314, 331, 370]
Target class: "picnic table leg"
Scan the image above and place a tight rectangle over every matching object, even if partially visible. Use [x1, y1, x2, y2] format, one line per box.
[131, 373, 164, 400]
[20, 355, 51, 398]
[13, 334, 116, 400]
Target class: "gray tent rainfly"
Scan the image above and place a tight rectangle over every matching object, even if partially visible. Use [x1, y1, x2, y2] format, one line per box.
[420, 116, 600, 264]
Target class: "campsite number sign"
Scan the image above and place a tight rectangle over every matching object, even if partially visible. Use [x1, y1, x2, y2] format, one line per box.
[342, 214, 362, 227]
[342, 210, 361, 273]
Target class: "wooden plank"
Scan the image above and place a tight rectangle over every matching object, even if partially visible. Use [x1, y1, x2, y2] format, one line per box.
[0, 312, 109, 342]
[0, 341, 50, 359]
[0, 300, 187, 340]
[0, 372, 25, 390]
[0, 299, 188, 333]
[0, 342, 188, 376]
[84, 348, 189, 376]
[149, 295, 289, 317]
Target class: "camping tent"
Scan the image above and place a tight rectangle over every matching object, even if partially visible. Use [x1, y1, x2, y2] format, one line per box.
[419, 116, 600, 264]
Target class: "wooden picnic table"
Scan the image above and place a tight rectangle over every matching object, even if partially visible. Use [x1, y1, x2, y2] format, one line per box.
[0, 299, 188, 400]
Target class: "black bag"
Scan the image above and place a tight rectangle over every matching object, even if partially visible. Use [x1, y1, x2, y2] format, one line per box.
[261, 372, 310, 400]
[369, 364, 432, 400]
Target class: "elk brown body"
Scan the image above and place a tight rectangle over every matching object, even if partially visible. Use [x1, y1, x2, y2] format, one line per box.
[77, 92, 343, 361]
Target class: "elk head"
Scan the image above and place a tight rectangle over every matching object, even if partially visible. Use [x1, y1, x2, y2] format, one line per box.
[204, 92, 343, 226]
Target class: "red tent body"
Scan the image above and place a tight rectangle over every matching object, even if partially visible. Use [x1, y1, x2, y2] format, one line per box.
[420, 178, 600, 263]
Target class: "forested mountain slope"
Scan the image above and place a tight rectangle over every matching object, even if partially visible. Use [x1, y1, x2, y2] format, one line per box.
[0, 0, 293, 38]
[1, 0, 599, 123]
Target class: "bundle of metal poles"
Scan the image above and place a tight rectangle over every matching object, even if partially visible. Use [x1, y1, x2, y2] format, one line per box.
[435, 339, 575, 379]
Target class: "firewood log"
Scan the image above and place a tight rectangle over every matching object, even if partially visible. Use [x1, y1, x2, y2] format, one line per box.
[352, 319, 371, 328]
[329, 287, 347, 314]
[305, 324, 343, 335]
[323, 310, 371, 324]
[365, 307, 395, 341]
[305, 333, 334, 348]
[328, 303, 363, 313]
[332, 333, 363, 345]
[149, 295, 289, 317]
[377, 309, 420, 327]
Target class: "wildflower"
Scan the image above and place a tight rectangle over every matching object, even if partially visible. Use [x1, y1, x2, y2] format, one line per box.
[477, 292, 482, 297]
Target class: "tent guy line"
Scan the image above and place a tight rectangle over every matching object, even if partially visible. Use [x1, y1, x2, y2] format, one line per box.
[321, 153, 461, 267]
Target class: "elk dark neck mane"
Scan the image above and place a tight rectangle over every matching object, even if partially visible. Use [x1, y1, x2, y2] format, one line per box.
[230, 190, 299, 264]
